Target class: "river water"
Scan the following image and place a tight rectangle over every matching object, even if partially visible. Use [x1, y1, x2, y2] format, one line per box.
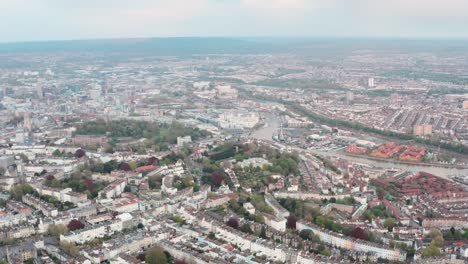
[250, 113, 467, 178]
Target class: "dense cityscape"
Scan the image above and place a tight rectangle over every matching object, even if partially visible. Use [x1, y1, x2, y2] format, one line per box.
[0, 38, 466, 264]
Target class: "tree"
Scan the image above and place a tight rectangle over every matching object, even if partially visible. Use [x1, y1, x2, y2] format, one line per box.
[431, 235, 445, 247]
[146, 247, 167, 264]
[450, 227, 456, 236]
[148, 156, 159, 165]
[320, 248, 331, 257]
[227, 217, 240, 229]
[211, 172, 225, 187]
[422, 244, 440, 257]
[286, 215, 297, 229]
[428, 228, 443, 239]
[259, 226, 267, 239]
[299, 229, 320, 242]
[254, 213, 264, 223]
[104, 144, 114, 154]
[120, 162, 131, 171]
[384, 217, 396, 232]
[67, 219, 85, 231]
[74, 149, 86, 158]
[240, 223, 253, 234]
[60, 240, 79, 256]
[48, 224, 68, 237]
[10, 184, 34, 200]
[52, 149, 62, 157]
[351, 227, 366, 240]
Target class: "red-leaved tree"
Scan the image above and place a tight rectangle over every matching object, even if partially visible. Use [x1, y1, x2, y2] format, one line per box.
[226, 217, 240, 229]
[148, 156, 159, 165]
[45, 175, 56, 181]
[68, 219, 85, 231]
[74, 149, 86, 159]
[211, 172, 225, 187]
[351, 227, 366, 240]
[286, 215, 297, 229]
[120, 162, 131, 171]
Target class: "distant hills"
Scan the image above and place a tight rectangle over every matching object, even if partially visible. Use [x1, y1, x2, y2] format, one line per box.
[1, 37, 468, 55]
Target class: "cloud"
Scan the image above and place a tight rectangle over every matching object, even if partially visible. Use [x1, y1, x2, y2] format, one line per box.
[240, 0, 309, 9]
[361, 0, 468, 18]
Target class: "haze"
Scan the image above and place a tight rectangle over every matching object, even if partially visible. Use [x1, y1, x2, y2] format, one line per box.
[1, 0, 468, 42]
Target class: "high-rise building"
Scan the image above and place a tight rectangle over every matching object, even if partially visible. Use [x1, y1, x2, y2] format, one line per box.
[368, 78, 375, 88]
[36, 79, 44, 99]
[23, 113, 32, 132]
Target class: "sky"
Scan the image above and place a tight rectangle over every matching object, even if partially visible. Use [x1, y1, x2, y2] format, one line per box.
[1, 0, 468, 42]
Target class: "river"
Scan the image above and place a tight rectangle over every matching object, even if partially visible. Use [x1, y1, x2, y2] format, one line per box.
[250, 114, 467, 178]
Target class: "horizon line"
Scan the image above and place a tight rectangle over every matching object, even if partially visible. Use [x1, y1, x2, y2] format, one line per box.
[2, 35, 468, 45]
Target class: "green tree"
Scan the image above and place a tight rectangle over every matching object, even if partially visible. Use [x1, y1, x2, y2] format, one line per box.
[384, 217, 396, 232]
[10, 184, 34, 200]
[422, 245, 440, 257]
[320, 248, 331, 257]
[146, 247, 167, 264]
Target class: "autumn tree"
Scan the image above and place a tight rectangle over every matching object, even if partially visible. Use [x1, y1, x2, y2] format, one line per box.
[60, 240, 79, 256]
[148, 156, 159, 165]
[48, 224, 68, 237]
[74, 149, 86, 158]
[211, 172, 225, 187]
[227, 217, 240, 229]
[286, 215, 297, 229]
[120, 162, 131, 171]
[67, 219, 85, 231]
[351, 227, 366, 240]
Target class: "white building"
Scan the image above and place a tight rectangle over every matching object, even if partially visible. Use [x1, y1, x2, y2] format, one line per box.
[243, 202, 255, 215]
[261, 212, 286, 232]
[177, 136, 192, 147]
[218, 111, 259, 129]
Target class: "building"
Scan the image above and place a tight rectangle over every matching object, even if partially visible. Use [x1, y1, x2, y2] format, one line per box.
[176, 136, 192, 147]
[368, 78, 375, 88]
[216, 85, 238, 100]
[193, 81, 210, 89]
[243, 202, 255, 215]
[463, 100, 468, 109]
[218, 111, 259, 129]
[98, 179, 127, 199]
[261, 212, 286, 232]
[22, 194, 58, 217]
[36, 187, 88, 205]
[296, 221, 406, 262]
[422, 218, 468, 232]
[413, 125, 432, 136]
[71, 135, 108, 146]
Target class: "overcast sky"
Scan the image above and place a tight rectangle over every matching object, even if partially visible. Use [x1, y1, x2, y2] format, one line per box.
[1, 0, 468, 42]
